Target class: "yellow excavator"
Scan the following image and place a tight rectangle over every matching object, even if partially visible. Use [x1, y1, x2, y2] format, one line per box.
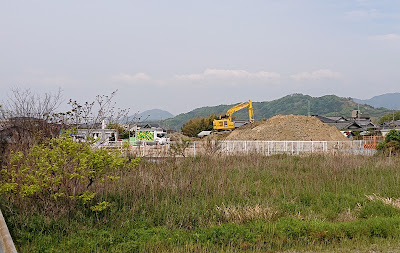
[213, 100, 254, 131]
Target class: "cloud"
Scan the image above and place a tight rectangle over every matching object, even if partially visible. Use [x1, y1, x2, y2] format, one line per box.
[369, 33, 400, 41]
[174, 69, 280, 81]
[112, 73, 151, 83]
[291, 69, 342, 81]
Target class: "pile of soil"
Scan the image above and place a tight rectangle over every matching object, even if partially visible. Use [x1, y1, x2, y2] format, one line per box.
[168, 132, 193, 142]
[225, 115, 348, 141]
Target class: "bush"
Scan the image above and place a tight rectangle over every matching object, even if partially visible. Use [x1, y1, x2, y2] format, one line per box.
[385, 129, 400, 143]
[0, 132, 140, 214]
[377, 130, 400, 155]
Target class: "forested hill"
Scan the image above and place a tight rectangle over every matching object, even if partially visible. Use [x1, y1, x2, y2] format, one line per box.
[164, 94, 392, 131]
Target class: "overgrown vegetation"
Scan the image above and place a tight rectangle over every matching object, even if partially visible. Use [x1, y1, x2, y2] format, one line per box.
[0, 132, 139, 216]
[2, 89, 400, 252]
[3, 154, 400, 252]
[377, 129, 400, 155]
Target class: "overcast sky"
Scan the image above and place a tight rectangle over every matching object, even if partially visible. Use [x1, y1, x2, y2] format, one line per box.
[1, 0, 399, 115]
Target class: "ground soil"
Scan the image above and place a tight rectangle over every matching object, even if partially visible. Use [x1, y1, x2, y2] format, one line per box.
[168, 132, 194, 142]
[225, 115, 348, 141]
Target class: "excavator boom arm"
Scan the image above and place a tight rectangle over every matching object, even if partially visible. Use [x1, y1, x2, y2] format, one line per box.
[213, 99, 254, 131]
[225, 100, 254, 123]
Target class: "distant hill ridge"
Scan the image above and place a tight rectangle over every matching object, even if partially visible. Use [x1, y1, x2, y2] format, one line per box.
[127, 109, 174, 122]
[352, 93, 400, 110]
[164, 94, 393, 130]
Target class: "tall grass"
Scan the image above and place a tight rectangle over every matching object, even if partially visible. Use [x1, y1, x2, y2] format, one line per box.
[3, 153, 400, 252]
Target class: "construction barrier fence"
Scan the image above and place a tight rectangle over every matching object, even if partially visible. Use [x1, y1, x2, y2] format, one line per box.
[106, 140, 377, 157]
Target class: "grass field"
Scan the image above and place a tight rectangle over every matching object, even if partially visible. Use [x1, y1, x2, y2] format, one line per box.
[3, 153, 400, 252]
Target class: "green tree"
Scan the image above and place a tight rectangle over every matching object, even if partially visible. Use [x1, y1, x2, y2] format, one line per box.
[108, 123, 131, 139]
[181, 114, 217, 137]
[378, 111, 400, 124]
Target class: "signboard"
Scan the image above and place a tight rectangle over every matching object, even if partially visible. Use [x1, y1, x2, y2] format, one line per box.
[136, 131, 154, 141]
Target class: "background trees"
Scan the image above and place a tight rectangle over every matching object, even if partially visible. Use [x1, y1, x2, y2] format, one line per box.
[379, 111, 400, 124]
[181, 114, 217, 137]
[377, 129, 400, 155]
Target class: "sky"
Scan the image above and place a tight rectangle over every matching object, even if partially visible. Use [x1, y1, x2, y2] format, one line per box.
[1, 0, 400, 115]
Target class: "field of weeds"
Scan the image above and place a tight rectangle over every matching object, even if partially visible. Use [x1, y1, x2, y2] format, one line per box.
[4, 154, 400, 252]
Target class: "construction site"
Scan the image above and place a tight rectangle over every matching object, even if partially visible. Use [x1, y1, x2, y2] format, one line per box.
[108, 100, 385, 157]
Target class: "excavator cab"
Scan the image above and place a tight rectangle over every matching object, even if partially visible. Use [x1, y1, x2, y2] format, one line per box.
[213, 100, 254, 131]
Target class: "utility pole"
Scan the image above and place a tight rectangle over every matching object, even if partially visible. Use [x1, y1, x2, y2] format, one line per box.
[393, 105, 395, 122]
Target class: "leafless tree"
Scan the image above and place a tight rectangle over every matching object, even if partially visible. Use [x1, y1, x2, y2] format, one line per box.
[1, 88, 62, 121]
[0, 88, 63, 165]
[60, 90, 129, 130]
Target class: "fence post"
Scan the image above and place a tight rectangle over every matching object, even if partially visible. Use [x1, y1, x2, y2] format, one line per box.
[291, 141, 294, 155]
[193, 141, 196, 156]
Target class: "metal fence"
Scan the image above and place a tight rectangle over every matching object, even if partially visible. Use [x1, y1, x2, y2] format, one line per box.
[104, 140, 377, 157]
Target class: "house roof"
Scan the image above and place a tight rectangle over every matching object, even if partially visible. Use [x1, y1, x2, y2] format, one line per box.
[380, 120, 400, 129]
[312, 115, 336, 123]
[138, 123, 161, 128]
[325, 121, 363, 130]
[354, 120, 377, 129]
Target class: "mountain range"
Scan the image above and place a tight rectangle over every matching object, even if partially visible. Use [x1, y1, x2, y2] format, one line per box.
[352, 93, 400, 110]
[162, 94, 394, 130]
[125, 109, 174, 122]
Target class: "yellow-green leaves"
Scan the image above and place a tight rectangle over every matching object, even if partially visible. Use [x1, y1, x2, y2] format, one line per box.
[78, 191, 96, 205]
[1, 132, 139, 209]
[90, 201, 111, 212]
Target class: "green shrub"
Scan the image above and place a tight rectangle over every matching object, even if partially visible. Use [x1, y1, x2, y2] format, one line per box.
[377, 130, 400, 154]
[386, 129, 400, 143]
[359, 201, 400, 218]
[0, 132, 139, 213]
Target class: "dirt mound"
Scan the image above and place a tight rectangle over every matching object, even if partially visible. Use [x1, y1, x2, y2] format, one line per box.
[225, 115, 348, 141]
[168, 132, 193, 142]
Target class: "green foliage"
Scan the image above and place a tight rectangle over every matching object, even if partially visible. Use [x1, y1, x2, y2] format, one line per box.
[108, 123, 130, 139]
[377, 130, 400, 154]
[379, 111, 400, 124]
[386, 129, 400, 143]
[359, 201, 400, 218]
[181, 114, 217, 137]
[0, 132, 139, 210]
[90, 201, 111, 212]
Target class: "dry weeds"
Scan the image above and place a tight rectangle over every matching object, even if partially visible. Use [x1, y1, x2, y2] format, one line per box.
[366, 194, 400, 209]
[216, 203, 278, 223]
